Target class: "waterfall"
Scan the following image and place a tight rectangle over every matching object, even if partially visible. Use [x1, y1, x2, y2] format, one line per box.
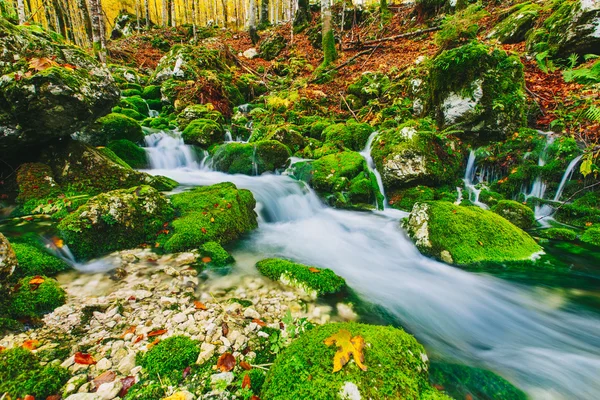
[553, 154, 583, 202]
[251, 144, 258, 176]
[143, 130, 201, 169]
[360, 131, 387, 209]
[224, 130, 233, 142]
[463, 150, 488, 209]
[525, 132, 555, 200]
[149, 109, 159, 118]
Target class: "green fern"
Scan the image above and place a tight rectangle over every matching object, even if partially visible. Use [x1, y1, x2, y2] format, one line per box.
[584, 105, 600, 122]
[563, 60, 600, 84]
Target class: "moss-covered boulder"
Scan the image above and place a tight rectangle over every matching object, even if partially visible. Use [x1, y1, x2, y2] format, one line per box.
[41, 140, 176, 196]
[0, 233, 17, 283]
[152, 45, 230, 82]
[0, 18, 119, 152]
[9, 276, 66, 318]
[403, 201, 542, 265]
[58, 186, 174, 259]
[371, 120, 464, 190]
[15, 163, 62, 204]
[212, 140, 291, 175]
[294, 151, 383, 210]
[138, 336, 200, 379]
[259, 33, 286, 60]
[10, 235, 70, 279]
[538, 227, 578, 241]
[491, 200, 535, 230]
[265, 126, 307, 153]
[142, 84, 162, 100]
[488, 3, 540, 44]
[79, 113, 144, 146]
[181, 118, 225, 148]
[199, 241, 235, 267]
[256, 258, 346, 296]
[262, 322, 449, 400]
[428, 42, 525, 140]
[581, 227, 600, 247]
[162, 182, 257, 253]
[323, 121, 374, 151]
[176, 104, 224, 130]
[107, 139, 148, 169]
[119, 95, 150, 117]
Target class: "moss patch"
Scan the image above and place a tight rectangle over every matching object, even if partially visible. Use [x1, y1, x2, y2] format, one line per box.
[138, 335, 200, 380]
[107, 139, 148, 169]
[182, 118, 225, 148]
[491, 200, 535, 230]
[9, 276, 66, 319]
[82, 113, 144, 146]
[10, 235, 70, 279]
[212, 140, 291, 175]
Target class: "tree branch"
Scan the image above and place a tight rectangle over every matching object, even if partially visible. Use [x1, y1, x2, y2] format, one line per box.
[346, 26, 440, 48]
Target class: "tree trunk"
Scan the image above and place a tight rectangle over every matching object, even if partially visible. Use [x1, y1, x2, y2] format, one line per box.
[168, 0, 174, 27]
[220, 0, 228, 27]
[87, 0, 106, 62]
[248, 0, 259, 44]
[321, 0, 337, 65]
[78, 0, 93, 42]
[145, 0, 150, 28]
[16, 0, 25, 24]
[191, 0, 197, 40]
[293, 0, 310, 31]
[162, 0, 167, 26]
[260, 0, 269, 27]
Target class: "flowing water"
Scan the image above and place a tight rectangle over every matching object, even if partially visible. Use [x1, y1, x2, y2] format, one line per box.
[359, 132, 387, 208]
[137, 132, 600, 399]
[463, 150, 489, 209]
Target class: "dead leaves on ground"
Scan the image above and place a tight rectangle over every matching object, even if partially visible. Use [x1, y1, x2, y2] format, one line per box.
[217, 352, 236, 372]
[74, 352, 97, 365]
[324, 329, 367, 373]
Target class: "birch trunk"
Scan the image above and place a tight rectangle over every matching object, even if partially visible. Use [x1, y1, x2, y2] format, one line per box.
[248, 0, 258, 44]
[16, 0, 25, 24]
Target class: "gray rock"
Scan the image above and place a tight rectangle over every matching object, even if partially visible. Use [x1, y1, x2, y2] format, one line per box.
[65, 394, 103, 400]
[96, 380, 123, 400]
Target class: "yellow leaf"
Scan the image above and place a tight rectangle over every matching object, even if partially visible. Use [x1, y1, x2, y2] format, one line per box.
[162, 392, 189, 400]
[323, 329, 367, 372]
[29, 57, 59, 72]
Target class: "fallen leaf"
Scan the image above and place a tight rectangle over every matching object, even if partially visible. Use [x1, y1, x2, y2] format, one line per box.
[201, 227, 207, 234]
[242, 373, 251, 389]
[216, 352, 236, 372]
[93, 370, 116, 387]
[252, 318, 266, 327]
[194, 301, 207, 310]
[24, 395, 35, 400]
[240, 361, 252, 370]
[148, 338, 160, 349]
[74, 352, 97, 365]
[308, 267, 320, 273]
[210, 217, 215, 223]
[47, 395, 61, 400]
[29, 276, 45, 285]
[52, 237, 64, 248]
[201, 256, 212, 263]
[148, 329, 167, 337]
[222, 322, 229, 337]
[0, 346, 5, 352]
[163, 393, 190, 400]
[22, 339, 40, 350]
[134, 334, 144, 343]
[251, 396, 260, 400]
[121, 326, 137, 338]
[183, 366, 191, 379]
[323, 329, 367, 372]
[119, 376, 136, 397]
[29, 57, 58, 71]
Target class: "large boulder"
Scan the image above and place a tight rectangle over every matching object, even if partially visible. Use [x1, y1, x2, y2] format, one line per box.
[294, 151, 383, 210]
[370, 119, 464, 190]
[41, 140, 177, 196]
[403, 201, 542, 265]
[427, 42, 525, 141]
[0, 18, 119, 152]
[212, 140, 291, 175]
[58, 186, 174, 259]
[152, 45, 230, 83]
[323, 121, 374, 151]
[162, 182, 258, 253]
[78, 113, 144, 146]
[488, 3, 541, 44]
[0, 233, 17, 283]
[491, 200, 535, 230]
[15, 163, 62, 204]
[181, 119, 226, 148]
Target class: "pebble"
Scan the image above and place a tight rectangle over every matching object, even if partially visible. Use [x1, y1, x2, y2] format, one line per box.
[243, 307, 261, 319]
[96, 380, 123, 400]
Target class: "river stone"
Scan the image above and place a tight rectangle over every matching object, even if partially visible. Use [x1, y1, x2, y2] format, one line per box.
[117, 351, 137, 375]
[63, 374, 90, 398]
[96, 380, 123, 400]
[0, 233, 17, 283]
[65, 394, 103, 400]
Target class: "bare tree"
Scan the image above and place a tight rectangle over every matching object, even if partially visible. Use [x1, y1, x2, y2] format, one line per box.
[16, 0, 26, 24]
[248, 0, 259, 44]
[88, 0, 106, 62]
[145, 0, 150, 28]
[260, 0, 269, 27]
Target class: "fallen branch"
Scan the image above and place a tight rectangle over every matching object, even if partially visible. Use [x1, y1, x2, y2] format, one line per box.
[535, 180, 600, 222]
[308, 47, 377, 84]
[347, 26, 440, 48]
[340, 92, 359, 121]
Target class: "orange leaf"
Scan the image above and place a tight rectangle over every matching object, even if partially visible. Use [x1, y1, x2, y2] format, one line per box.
[24, 395, 35, 400]
[148, 338, 160, 349]
[29, 57, 59, 72]
[242, 373, 251, 389]
[148, 329, 167, 337]
[308, 267, 320, 273]
[29, 276, 45, 285]
[201, 227, 207, 234]
[252, 319, 266, 327]
[323, 329, 367, 372]
[216, 352, 236, 372]
[240, 361, 252, 370]
[194, 301, 207, 310]
[74, 352, 96, 365]
[121, 326, 137, 338]
[22, 339, 40, 350]
[201, 256, 212, 263]
[0, 346, 5, 352]
[134, 335, 144, 343]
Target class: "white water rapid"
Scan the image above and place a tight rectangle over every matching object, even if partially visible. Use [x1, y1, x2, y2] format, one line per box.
[360, 132, 387, 209]
[463, 150, 489, 209]
[138, 131, 600, 399]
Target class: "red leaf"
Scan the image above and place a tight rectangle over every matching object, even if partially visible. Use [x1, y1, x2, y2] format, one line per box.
[240, 361, 252, 370]
[308, 267, 320, 273]
[119, 376, 136, 397]
[24, 395, 35, 400]
[194, 301, 207, 310]
[134, 334, 144, 343]
[148, 329, 167, 337]
[74, 352, 96, 365]
[201, 256, 212, 263]
[216, 352, 236, 372]
[242, 373, 251, 389]
[222, 322, 229, 337]
[183, 366, 191, 379]
[47, 395, 61, 400]
[121, 326, 136, 338]
[22, 339, 40, 350]
[252, 319, 266, 327]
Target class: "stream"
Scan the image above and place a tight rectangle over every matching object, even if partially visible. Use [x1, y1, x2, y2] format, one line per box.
[130, 131, 600, 399]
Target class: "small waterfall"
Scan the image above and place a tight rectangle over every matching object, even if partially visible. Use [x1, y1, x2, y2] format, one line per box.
[463, 151, 488, 209]
[360, 131, 387, 209]
[143, 130, 200, 169]
[455, 187, 463, 205]
[45, 238, 120, 272]
[238, 103, 251, 114]
[224, 130, 233, 142]
[149, 109, 159, 118]
[251, 144, 258, 176]
[553, 154, 583, 202]
[525, 133, 555, 200]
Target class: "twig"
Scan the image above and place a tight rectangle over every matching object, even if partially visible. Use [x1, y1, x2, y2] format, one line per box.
[525, 86, 545, 116]
[347, 26, 440, 48]
[535, 180, 600, 221]
[340, 92, 358, 121]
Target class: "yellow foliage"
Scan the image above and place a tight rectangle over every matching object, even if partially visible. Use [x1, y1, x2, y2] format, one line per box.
[323, 329, 367, 373]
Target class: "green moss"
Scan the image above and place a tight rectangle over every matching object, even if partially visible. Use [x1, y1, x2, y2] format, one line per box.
[435, 4, 488, 50]
[107, 139, 148, 169]
[429, 362, 526, 400]
[404, 201, 542, 265]
[256, 258, 346, 296]
[259, 33, 286, 61]
[120, 95, 150, 117]
[491, 200, 535, 230]
[142, 85, 162, 100]
[0, 347, 70, 399]
[9, 276, 66, 318]
[97, 147, 132, 169]
[181, 118, 225, 148]
[212, 140, 291, 175]
[490, 3, 540, 44]
[114, 107, 145, 121]
[162, 182, 257, 253]
[122, 88, 142, 97]
[538, 227, 578, 241]
[58, 186, 174, 260]
[200, 241, 234, 267]
[323, 121, 373, 151]
[85, 113, 144, 145]
[581, 227, 600, 247]
[389, 186, 436, 211]
[322, 29, 337, 66]
[123, 382, 166, 400]
[138, 336, 200, 379]
[262, 322, 448, 400]
[10, 236, 70, 279]
[177, 104, 224, 129]
[15, 163, 62, 204]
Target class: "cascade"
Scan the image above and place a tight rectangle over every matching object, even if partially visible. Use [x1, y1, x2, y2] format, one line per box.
[525, 132, 555, 200]
[463, 150, 489, 209]
[360, 131, 387, 209]
[553, 154, 583, 202]
[143, 129, 201, 169]
[224, 130, 233, 142]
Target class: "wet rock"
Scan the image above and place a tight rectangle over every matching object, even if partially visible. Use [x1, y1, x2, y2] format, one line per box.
[0, 233, 17, 283]
[96, 380, 123, 400]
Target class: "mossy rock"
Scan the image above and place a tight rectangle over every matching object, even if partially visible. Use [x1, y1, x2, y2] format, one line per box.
[0, 233, 18, 283]
[114, 106, 145, 121]
[212, 140, 291, 175]
[537, 227, 578, 241]
[176, 104, 224, 130]
[9, 276, 66, 318]
[107, 139, 148, 169]
[10, 235, 70, 279]
[581, 227, 600, 247]
[141, 85, 162, 100]
[81, 113, 144, 146]
[58, 186, 174, 260]
[403, 201, 542, 265]
[428, 42, 525, 141]
[138, 335, 200, 379]
[429, 362, 526, 400]
[256, 258, 345, 296]
[0, 347, 70, 399]
[151, 45, 230, 83]
[347, 71, 392, 102]
[262, 322, 449, 400]
[323, 121, 374, 151]
[162, 182, 257, 253]
[264, 126, 307, 153]
[181, 118, 225, 148]
[41, 140, 176, 196]
[489, 3, 540, 44]
[0, 18, 119, 152]
[259, 33, 286, 61]
[199, 241, 234, 267]
[371, 119, 464, 191]
[15, 163, 62, 204]
[553, 191, 600, 228]
[491, 200, 535, 230]
[294, 151, 382, 210]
